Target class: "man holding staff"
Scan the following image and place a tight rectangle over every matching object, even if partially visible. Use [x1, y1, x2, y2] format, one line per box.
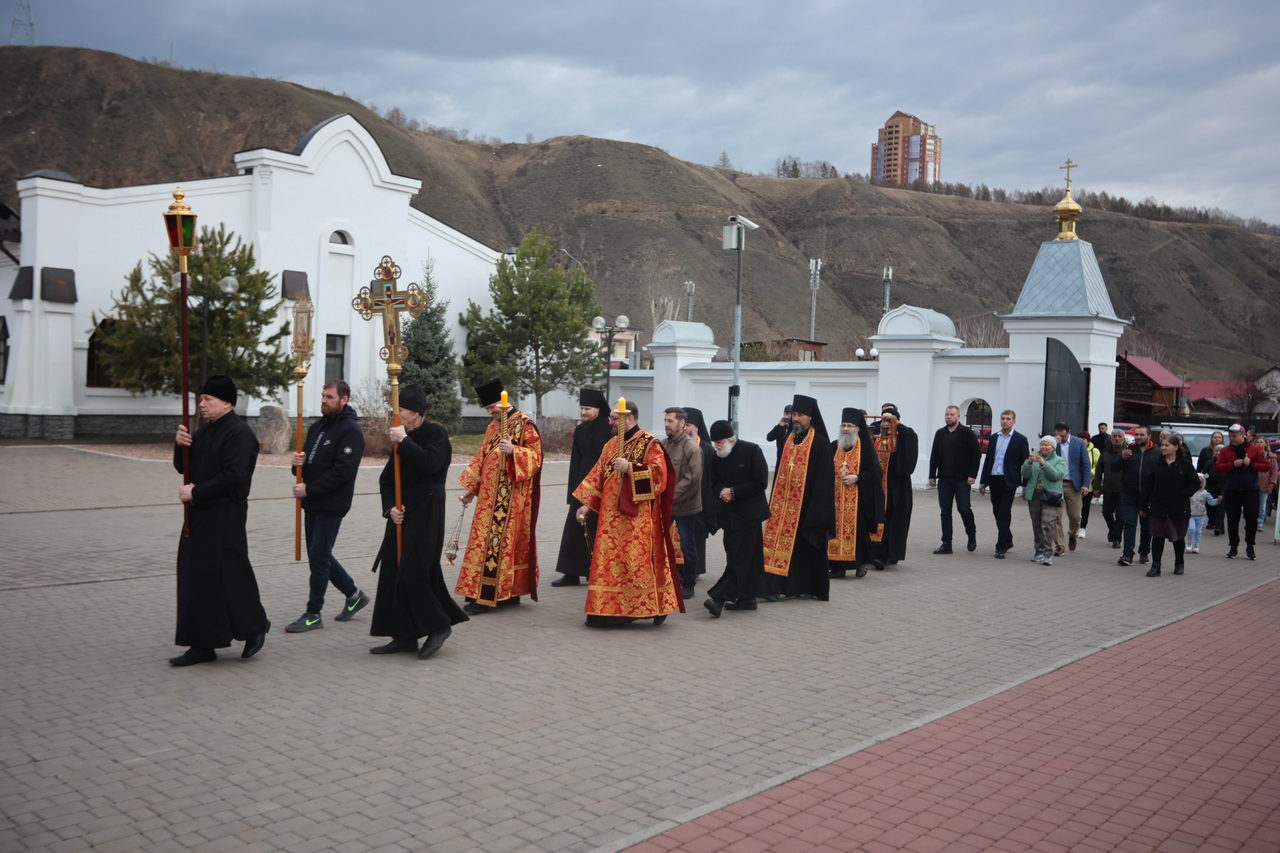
[285, 380, 368, 634]
[170, 376, 270, 666]
[456, 380, 543, 614]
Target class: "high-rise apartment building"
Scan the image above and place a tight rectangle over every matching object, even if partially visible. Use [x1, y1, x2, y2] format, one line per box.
[870, 111, 941, 186]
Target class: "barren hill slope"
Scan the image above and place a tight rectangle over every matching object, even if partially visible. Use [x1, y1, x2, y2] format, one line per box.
[2, 46, 1276, 376]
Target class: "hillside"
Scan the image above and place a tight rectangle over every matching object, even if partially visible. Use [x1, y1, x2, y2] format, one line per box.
[2, 45, 1277, 377]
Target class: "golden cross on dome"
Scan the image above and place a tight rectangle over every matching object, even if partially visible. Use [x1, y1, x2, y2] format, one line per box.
[1059, 158, 1081, 191]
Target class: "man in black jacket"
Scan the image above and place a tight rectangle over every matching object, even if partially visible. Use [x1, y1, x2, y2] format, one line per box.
[285, 380, 368, 633]
[978, 409, 1031, 559]
[170, 376, 270, 666]
[928, 405, 980, 554]
[703, 420, 770, 616]
[1116, 425, 1159, 566]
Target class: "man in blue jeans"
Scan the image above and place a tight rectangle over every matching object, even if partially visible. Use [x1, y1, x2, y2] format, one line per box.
[286, 380, 369, 632]
[1116, 425, 1158, 566]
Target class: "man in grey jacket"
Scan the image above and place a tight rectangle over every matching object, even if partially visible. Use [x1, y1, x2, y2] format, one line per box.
[662, 407, 703, 599]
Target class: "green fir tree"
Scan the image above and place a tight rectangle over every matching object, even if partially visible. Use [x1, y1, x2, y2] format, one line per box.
[400, 261, 461, 432]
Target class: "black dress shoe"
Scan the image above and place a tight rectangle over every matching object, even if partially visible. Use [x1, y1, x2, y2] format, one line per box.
[169, 647, 216, 667]
[652, 615, 667, 626]
[682, 586, 695, 600]
[241, 621, 270, 659]
[463, 601, 490, 615]
[417, 626, 452, 659]
[933, 545, 953, 555]
[854, 564, 868, 578]
[871, 559, 885, 571]
[550, 575, 580, 587]
[733, 599, 758, 610]
[993, 550, 1006, 559]
[704, 598, 723, 618]
[1146, 564, 1161, 577]
[967, 535, 977, 552]
[1137, 554, 1148, 564]
[1173, 562, 1184, 575]
[370, 637, 418, 654]
[828, 567, 847, 578]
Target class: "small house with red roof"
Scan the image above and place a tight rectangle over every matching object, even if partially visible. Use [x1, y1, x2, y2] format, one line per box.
[1114, 354, 1187, 419]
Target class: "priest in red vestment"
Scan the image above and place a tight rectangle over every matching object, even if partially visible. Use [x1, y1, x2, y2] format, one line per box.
[456, 380, 542, 614]
[828, 407, 884, 579]
[574, 400, 683, 626]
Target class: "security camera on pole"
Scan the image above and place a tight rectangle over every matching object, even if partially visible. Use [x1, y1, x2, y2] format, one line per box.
[722, 214, 759, 431]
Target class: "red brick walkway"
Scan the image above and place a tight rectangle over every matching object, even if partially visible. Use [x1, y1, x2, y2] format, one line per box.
[627, 580, 1280, 853]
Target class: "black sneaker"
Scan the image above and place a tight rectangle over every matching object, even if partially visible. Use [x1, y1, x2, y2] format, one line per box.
[932, 544, 953, 555]
[1246, 547, 1256, 560]
[284, 612, 323, 633]
[1227, 547, 1238, 558]
[967, 534, 977, 552]
[334, 592, 369, 622]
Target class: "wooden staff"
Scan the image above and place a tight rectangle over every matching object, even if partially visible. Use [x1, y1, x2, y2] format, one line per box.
[162, 188, 197, 538]
[291, 294, 314, 561]
[352, 256, 427, 561]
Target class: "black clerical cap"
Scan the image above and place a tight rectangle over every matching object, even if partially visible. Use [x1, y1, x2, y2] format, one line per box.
[841, 407, 861, 425]
[791, 394, 816, 417]
[709, 420, 734, 441]
[200, 375, 237, 405]
[683, 406, 711, 443]
[399, 386, 428, 415]
[474, 379, 504, 407]
[881, 404, 901, 419]
[578, 388, 607, 409]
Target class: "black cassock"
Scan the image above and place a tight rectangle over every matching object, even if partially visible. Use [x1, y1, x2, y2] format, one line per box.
[173, 412, 268, 649]
[370, 421, 468, 640]
[707, 438, 771, 603]
[553, 415, 612, 579]
[870, 424, 918, 565]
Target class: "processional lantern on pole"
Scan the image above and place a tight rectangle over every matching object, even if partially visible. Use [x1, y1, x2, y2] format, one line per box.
[163, 187, 197, 537]
[352, 255, 427, 560]
[291, 293, 314, 562]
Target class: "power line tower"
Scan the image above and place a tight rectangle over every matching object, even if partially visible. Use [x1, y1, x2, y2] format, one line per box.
[10, 0, 35, 45]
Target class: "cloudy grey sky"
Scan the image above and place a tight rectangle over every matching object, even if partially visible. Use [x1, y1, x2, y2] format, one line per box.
[29, 0, 1280, 223]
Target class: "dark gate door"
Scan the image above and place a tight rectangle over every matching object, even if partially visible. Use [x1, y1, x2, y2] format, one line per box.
[1042, 337, 1087, 435]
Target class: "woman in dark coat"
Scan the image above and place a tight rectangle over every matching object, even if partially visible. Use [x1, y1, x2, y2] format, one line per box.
[370, 387, 467, 659]
[1140, 433, 1201, 577]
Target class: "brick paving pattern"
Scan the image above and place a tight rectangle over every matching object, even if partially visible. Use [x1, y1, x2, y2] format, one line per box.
[624, 582, 1280, 853]
[2, 445, 1277, 852]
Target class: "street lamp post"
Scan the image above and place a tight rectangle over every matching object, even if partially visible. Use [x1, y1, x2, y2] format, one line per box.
[685, 280, 695, 321]
[199, 275, 240, 389]
[722, 215, 759, 430]
[882, 264, 893, 315]
[592, 314, 629, 404]
[163, 187, 197, 537]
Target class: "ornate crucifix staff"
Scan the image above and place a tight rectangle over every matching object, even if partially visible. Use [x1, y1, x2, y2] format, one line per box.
[291, 294, 314, 561]
[353, 255, 427, 560]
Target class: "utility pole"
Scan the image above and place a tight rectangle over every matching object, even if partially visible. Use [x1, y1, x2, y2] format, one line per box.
[881, 264, 893, 315]
[684, 280, 695, 321]
[808, 258, 821, 340]
[9, 0, 34, 45]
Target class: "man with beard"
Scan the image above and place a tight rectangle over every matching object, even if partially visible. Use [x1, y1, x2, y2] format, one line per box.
[456, 380, 542, 614]
[867, 405, 918, 570]
[703, 420, 770, 616]
[1215, 423, 1268, 560]
[662, 407, 703, 599]
[927, 404, 980, 554]
[828, 409, 884, 579]
[369, 387, 468, 659]
[575, 401, 683, 626]
[762, 394, 835, 599]
[1116, 425, 1159, 566]
[551, 389, 611, 587]
[169, 376, 270, 666]
[285, 380, 369, 633]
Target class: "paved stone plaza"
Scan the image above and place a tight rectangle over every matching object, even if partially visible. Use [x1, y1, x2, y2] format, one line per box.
[2, 444, 1277, 852]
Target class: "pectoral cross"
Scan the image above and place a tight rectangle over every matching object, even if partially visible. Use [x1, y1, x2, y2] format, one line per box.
[1059, 158, 1080, 191]
[352, 255, 427, 369]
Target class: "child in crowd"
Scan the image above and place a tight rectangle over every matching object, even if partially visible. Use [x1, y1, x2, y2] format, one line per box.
[1187, 473, 1218, 554]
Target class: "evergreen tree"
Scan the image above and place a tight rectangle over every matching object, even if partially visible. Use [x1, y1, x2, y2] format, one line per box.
[93, 224, 291, 401]
[715, 150, 735, 171]
[400, 261, 461, 432]
[457, 229, 602, 418]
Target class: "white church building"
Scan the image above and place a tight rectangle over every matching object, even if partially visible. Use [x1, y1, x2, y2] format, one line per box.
[0, 114, 503, 439]
[1, 110, 1127, 482]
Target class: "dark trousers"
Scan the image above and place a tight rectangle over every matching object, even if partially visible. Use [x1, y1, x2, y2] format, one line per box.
[937, 477, 976, 546]
[674, 513, 702, 588]
[1080, 491, 1094, 528]
[1207, 499, 1225, 533]
[305, 511, 357, 613]
[987, 478, 1017, 551]
[1224, 490, 1261, 548]
[1101, 492, 1121, 542]
[1119, 492, 1151, 559]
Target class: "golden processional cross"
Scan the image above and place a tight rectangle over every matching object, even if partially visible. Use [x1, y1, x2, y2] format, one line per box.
[353, 255, 428, 559]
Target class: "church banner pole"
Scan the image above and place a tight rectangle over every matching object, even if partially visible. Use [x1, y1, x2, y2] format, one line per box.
[163, 188, 197, 538]
[291, 294, 314, 562]
[353, 255, 427, 562]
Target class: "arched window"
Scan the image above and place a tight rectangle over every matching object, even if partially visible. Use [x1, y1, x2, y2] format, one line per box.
[329, 230, 351, 245]
[965, 398, 992, 428]
[86, 319, 123, 388]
